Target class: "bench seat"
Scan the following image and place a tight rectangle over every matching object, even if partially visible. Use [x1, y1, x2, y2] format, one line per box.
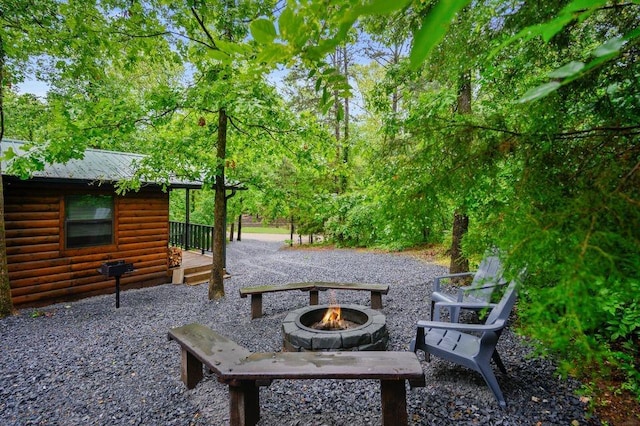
[168, 323, 423, 426]
[239, 281, 390, 319]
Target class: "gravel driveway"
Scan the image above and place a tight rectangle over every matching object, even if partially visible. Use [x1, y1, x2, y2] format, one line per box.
[0, 237, 596, 425]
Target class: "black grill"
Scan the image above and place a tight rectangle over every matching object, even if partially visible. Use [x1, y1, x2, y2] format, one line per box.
[98, 260, 134, 278]
[98, 260, 134, 308]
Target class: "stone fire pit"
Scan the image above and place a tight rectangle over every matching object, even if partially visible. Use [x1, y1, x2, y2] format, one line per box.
[282, 304, 388, 352]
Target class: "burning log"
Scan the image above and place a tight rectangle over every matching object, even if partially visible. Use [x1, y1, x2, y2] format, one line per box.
[311, 290, 355, 330]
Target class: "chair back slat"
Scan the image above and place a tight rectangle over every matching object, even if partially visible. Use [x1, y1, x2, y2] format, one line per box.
[466, 256, 504, 301]
[484, 280, 518, 326]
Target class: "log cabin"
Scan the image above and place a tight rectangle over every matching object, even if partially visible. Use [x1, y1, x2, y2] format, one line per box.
[1, 139, 207, 308]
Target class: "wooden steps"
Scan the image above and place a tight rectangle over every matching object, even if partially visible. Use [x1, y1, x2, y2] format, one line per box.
[184, 264, 212, 285]
[172, 263, 229, 286]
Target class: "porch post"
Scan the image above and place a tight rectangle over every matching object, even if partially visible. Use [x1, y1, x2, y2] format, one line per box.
[185, 188, 190, 250]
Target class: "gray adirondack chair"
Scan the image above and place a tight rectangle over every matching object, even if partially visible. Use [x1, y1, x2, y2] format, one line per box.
[431, 255, 504, 322]
[410, 280, 518, 408]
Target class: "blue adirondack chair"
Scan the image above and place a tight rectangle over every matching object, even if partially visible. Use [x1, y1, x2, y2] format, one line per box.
[431, 255, 505, 322]
[411, 280, 518, 408]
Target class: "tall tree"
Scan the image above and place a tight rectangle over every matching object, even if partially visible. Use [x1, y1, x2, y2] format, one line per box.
[0, 0, 65, 316]
[449, 70, 471, 275]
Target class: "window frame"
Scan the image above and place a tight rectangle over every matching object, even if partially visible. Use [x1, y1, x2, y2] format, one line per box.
[64, 194, 115, 250]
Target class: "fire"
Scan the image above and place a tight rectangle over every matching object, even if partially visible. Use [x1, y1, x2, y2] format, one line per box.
[321, 304, 342, 324]
[319, 291, 346, 330]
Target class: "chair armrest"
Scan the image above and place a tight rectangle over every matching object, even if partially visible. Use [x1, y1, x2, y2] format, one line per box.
[416, 318, 505, 333]
[434, 301, 496, 310]
[432, 301, 496, 321]
[458, 281, 507, 292]
[456, 281, 508, 300]
[433, 271, 475, 291]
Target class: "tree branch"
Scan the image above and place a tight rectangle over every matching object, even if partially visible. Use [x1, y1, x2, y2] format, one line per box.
[79, 103, 181, 132]
[227, 115, 301, 137]
[190, 7, 218, 50]
[440, 119, 640, 140]
[226, 115, 298, 156]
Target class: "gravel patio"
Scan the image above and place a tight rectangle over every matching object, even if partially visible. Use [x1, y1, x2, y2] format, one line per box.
[0, 237, 597, 425]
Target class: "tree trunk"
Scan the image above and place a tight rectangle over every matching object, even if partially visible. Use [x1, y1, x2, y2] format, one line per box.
[449, 71, 472, 275]
[289, 217, 294, 247]
[449, 210, 469, 274]
[457, 70, 472, 115]
[0, 36, 15, 317]
[341, 45, 349, 193]
[236, 214, 242, 242]
[209, 108, 227, 300]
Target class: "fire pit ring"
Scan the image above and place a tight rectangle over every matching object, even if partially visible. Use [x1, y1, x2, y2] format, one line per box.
[282, 304, 388, 352]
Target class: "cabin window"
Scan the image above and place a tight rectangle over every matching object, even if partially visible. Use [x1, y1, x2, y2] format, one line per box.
[65, 195, 114, 248]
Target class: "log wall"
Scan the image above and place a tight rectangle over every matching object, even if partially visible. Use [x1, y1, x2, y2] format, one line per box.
[4, 180, 171, 307]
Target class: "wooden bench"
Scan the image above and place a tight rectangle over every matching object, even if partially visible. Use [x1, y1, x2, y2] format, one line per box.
[168, 323, 424, 426]
[239, 281, 390, 319]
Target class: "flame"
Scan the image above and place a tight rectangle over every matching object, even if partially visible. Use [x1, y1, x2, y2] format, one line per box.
[321, 304, 341, 324]
[319, 290, 345, 329]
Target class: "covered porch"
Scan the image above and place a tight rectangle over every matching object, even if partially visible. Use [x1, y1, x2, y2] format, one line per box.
[170, 250, 214, 286]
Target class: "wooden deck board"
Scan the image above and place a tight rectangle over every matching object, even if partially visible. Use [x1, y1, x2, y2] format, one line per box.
[180, 251, 212, 269]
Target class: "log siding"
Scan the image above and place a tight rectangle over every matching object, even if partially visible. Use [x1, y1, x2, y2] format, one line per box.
[4, 180, 171, 307]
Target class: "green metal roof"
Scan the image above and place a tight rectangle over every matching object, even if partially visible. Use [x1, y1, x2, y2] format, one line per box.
[1, 139, 205, 189]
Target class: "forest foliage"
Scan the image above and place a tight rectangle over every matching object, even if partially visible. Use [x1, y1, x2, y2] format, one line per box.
[1, 0, 639, 404]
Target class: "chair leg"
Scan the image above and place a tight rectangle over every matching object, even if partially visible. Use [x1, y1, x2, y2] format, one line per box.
[430, 301, 435, 320]
[477, 362, 507, 409]
[492, 350, 507, 374]
[411, 327, 431, 362]
[411, 327, 424, 353]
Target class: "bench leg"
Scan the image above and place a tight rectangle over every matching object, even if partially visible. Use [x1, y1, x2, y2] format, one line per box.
[229, 381, 260, 426]
[380, 380, 408, 426]
[250, 294, 263, 319]
[181, 349, 203, 389]
[371, 292, 383, 309]
[309, 290, 319, 305]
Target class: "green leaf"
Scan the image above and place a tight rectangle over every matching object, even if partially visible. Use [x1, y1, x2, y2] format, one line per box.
[256, 44, 289, 63]
[409, 0, 471, 70]
[518, 82, 561, 103]
[593, 37, 626, 58]
[489, 0, 606, 58]
[207, 49, 229, 61]
[540, 16, 572, 42]
[250, 19, 277, 44]
[278, 7, 295, 41]
[560, 0, 607, 14]
[359, 0, 412, 15]
[548, 61, 585, 78]
[215, 39, 251, 55]
[3, 148, 16, 160]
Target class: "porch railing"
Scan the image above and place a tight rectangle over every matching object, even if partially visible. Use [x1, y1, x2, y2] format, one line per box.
[169, 221, 214, 254]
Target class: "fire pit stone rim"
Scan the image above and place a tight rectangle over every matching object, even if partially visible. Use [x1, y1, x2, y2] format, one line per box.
[282, 304, 388, 352]
[293, 303, 375, 333]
